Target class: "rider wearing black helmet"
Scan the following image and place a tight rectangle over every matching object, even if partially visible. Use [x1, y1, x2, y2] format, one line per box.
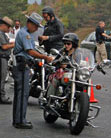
[39, 6, 64, 54]
[53, 33, 79, 68]
[46, 33, 79, 97]
[42, 6, 55, 18]
[60, 33, 79, 59]
[62, 33, 79, 47]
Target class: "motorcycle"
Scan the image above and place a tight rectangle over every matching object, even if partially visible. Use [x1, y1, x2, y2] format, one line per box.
[29, 42, 46, 98]
[29, 42, 56, 99]
[5, 37, 15, 82]
[42, 48, 102, 135]
[5, 52, 13, 82]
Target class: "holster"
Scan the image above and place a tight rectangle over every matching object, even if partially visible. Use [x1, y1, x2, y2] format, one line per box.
[16, 56, 34, 71]
[16, 56, 27, 71]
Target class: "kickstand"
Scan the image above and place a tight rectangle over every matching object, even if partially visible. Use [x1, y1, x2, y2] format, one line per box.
[86, 120, 99, 128]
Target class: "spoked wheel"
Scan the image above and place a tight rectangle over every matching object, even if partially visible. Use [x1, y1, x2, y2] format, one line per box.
[69, 92, 89, 135]
[43, 109, 58, 124]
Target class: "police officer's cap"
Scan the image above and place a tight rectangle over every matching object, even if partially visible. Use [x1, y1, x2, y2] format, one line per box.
[0, 16, 13, 27]
[25, 12, 43, 27]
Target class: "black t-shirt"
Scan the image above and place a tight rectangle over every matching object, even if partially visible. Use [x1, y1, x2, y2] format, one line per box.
[95, 26, 105, 42]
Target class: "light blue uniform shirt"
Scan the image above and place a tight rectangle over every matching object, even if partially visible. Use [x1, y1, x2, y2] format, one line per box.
[14, 26, 36, 60]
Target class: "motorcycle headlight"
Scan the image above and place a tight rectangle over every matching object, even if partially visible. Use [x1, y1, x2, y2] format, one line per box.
[77, 68, 91, 82]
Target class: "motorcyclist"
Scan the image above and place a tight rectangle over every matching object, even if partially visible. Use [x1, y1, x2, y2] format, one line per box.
[38, 6, 64, 54]
[47, 33, 79, 97]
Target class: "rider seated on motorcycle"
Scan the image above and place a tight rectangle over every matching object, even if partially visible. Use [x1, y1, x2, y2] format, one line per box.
[59, 33, 79, 68]
[47, 33, 79, 97]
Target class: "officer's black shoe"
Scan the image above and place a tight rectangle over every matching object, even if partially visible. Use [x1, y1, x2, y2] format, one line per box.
[0, 97, 12, 104]
[12, 121, 32, 126]
[26, 120, 32, 125]
[13, 122, 33, 129]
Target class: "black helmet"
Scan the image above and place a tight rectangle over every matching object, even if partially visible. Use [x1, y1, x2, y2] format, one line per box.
[42, 6, 55, 17]
[62, 33, 79, 48]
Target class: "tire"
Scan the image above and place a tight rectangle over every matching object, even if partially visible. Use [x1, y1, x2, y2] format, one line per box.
[43, 109, 58, 124]
[69, 92, 89, 135]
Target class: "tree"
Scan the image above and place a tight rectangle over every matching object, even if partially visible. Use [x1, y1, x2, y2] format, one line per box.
[0, 0, 27, 26]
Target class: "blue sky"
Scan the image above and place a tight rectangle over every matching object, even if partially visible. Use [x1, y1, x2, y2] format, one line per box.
[28, 0, 42, 5]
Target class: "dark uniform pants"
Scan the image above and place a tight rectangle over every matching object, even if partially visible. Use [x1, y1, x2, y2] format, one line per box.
[13, 63, 30, 124]
[0, 58, 8, 98]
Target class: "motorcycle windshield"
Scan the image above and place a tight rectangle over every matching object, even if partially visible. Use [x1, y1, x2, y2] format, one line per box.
[74, 48, 95, 69]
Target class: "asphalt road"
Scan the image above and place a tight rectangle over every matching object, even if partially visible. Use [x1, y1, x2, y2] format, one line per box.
[0, 69, 111, 138]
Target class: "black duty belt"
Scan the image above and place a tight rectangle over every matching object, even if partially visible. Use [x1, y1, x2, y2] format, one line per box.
[16, 56, 26, 63]
[0, 55, 9, 60]
[16, 56, 34, 67]
[97, 41, 104, 44]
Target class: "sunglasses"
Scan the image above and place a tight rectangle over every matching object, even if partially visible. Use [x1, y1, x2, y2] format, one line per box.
[43, 14, 48, 19]
[64, 42, 72, 46]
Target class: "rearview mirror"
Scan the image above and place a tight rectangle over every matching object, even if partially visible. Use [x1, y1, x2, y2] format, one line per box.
[50, 49, 60, 55]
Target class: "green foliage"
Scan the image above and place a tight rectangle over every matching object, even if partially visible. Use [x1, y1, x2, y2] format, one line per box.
[54, 0, 111, 30]
[0, 0, 111, 31]
[0, 0, 27, 26]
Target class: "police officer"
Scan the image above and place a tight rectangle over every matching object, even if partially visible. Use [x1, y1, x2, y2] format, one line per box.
[12, 12, 53, 129]
[95, 21, 111, 64]
[0, 16, 14, 104]
[39, 6, 64, 53]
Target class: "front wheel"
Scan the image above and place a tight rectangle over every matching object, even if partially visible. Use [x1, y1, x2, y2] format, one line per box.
[69, 92, 89, 135]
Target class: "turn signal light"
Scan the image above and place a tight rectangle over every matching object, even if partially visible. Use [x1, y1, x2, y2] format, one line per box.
[38, 62, 43, 67]
[96, 85, 101, 90]
[83, 89, 87, 93]
[64, 78, 69, 83]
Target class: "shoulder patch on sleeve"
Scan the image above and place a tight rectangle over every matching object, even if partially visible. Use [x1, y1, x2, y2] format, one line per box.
[26, 35, 31, 39]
